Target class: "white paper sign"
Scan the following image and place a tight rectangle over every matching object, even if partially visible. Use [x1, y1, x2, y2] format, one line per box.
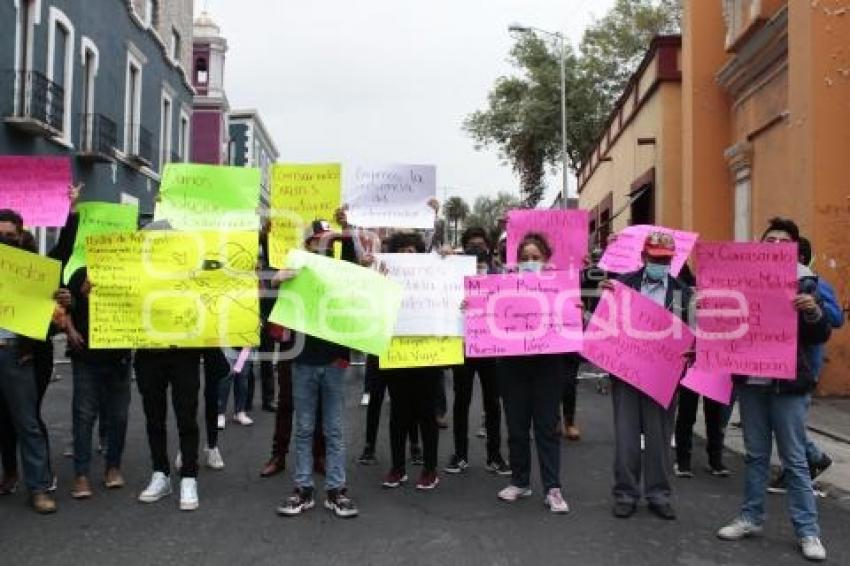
[377, 253, 476, 336]
[345, 164, 437, 229]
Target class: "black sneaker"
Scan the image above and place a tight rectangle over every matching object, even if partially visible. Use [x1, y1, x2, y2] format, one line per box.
[276, 487, 315, 516]
[444, 455, 469, 474]
[358, 447, 376, 465]
[325, 488, 359, 518]
[485, 456, 512, 476]
[810, 454, 832, 480]
[674, 463, 694, 479]
[410, 446, 424, 466]
[767, 470, 787, 494]
[706, 463, 731, 477]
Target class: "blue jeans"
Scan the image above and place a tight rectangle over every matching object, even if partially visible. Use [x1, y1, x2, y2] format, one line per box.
[292, 363, 346, 491]
[218, 361, 251, 414]
[804, 394, 824, 464]
[738, 385, 820, 538]
[72, 358, 131, 476]
[0, 348, 50, 493]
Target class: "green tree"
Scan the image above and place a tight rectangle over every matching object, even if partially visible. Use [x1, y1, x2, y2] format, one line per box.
[443, 196, 470, 247]
[464, 192, 523, 241]
[465, 0, 681, 205]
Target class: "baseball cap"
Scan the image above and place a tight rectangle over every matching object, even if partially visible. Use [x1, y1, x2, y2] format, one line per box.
[643, 231, 676, 258]
[304, 219, 332, 243]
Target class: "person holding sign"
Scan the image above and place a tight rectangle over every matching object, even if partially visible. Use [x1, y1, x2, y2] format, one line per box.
[0, 210, 58, 514]
[604, 232, 693, 521]
[717, 218, 831, 563]
[496, 233, 572, 514]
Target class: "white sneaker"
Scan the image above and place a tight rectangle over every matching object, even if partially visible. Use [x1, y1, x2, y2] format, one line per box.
[217, 414, 226, 430]
[233, 412, 254, 426]
[360, 393, 370, 407]
[498, 485, 533, 502]
[139, 472, 172, 503]
[179, 478, 199, 511]
[545, 488, 570, 514]
[717, 517, 764, 541]
[800, 537, 826, 562]
[174, 451, 182, 471]
[205, 447, 225, 470]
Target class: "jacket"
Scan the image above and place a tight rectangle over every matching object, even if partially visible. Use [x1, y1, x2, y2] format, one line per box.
[616, 268, 694, 325]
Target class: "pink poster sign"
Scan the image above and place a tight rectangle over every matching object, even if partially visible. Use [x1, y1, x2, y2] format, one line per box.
[506, 209, 589, 271]
[681, 367, 733, 405]
[0, 156, 72, 227]
[598, 224, 699, 276]
[582, 281, 693, 408]
[693, 242, 798, 379]
[464, 271, 583, 358]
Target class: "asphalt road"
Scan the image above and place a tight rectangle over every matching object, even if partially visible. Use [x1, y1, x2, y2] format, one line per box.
[1, 361, 848, 566]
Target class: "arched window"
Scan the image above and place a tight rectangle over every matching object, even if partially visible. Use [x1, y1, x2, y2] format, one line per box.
[195, 57, 208, 84]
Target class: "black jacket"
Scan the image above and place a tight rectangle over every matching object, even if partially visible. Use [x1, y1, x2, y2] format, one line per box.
[617, 268, 694, 325]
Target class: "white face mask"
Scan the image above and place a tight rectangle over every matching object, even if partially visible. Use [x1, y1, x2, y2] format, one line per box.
[518, 261, 544, 273]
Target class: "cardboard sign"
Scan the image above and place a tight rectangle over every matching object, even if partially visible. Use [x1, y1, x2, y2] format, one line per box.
[344, 164, 436, 229]
[0, 156, 71, 227]
[506, 209, 589, 270]
[598, 224, 698, 276]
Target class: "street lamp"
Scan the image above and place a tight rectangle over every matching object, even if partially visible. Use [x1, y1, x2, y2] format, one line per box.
[508, 23, 571, 209]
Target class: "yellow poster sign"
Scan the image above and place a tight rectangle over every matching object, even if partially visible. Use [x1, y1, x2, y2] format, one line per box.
[379, 336, 464, 369]
[269, 163, 341, 267]
[0, 243, 60, 340]
[87, 231, 260, 349]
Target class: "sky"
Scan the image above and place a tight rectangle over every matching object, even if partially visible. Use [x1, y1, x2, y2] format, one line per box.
[195, 0, 616, 207]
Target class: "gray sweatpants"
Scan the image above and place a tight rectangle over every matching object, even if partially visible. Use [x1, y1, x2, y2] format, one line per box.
[611, 379, 676, 505]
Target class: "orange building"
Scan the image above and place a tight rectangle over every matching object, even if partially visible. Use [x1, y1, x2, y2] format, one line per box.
[581, 1, 850, 395]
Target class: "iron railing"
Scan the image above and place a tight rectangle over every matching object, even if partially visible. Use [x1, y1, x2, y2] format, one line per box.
[79, 113, 117, 157]
[5, 70, 64, 133]
[127, 123, 153, 165]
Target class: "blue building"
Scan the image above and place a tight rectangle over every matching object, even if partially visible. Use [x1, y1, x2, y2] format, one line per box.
[228, 109, 279, 213]
[0, 0, 194, 249]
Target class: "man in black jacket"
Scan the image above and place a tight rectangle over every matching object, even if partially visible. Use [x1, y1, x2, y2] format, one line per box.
[609, 232, 693, 521]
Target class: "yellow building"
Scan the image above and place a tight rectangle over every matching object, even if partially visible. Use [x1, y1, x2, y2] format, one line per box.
[581, 1, 850, 395]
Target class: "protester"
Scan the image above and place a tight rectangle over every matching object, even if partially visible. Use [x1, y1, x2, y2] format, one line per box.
[497, 232, 572, 514]
[0, 209, 58, 513]
[445, 227, 509, 476]
[767, 236, 843, 494]
[606, 232, 692, 521]
[717, 218, 830, 562]
[218, 347, 255, 427]
[199, 348, 228, 470]
[276, 221, 358, 518]
[379, 231, 442, 491]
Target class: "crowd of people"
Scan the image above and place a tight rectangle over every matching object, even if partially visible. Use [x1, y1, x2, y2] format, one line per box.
[0, 198, 841, 562]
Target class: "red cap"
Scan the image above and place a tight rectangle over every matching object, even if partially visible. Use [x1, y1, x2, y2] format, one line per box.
[643, 231, 676, 258]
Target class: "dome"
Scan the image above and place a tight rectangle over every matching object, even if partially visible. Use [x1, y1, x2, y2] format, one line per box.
[193, 10, 221, 37]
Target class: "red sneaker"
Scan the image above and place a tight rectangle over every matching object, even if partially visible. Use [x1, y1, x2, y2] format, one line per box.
[382, 469, 408, 489]
[416, 470, 440, 491]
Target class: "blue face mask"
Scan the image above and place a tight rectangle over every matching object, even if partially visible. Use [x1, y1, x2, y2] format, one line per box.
[518, 261, 544, 273]
[645, 262, 670, 282]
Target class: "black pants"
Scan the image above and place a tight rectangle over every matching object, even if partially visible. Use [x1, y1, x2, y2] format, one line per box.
[364, 356, 419, 450]
[675, 387, 725, 469]
[259, 326, 276, 407]
[386, 368, 439, 473]
[561, 372, 578, 426]
[135, 350, 201, 478]
[0, 341, 53, 477]
[500, 355, 566, 491]
[451, 359, 502, 461]
[202, 349, 229, 449]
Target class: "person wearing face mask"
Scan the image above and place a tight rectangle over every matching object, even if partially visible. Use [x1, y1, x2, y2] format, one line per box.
[497, 233, 570, 514]
[444, 228, 510, 476]
[608, 232, 693, 522]
[717, 218, 831, 563]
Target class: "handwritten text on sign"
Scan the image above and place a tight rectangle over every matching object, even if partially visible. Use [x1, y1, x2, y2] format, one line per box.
[155, 164, 261, 230]
[0, 243, 61, 339]
[379, 336, 464, 369]
[464, 271, 583, 358]
[377, 253, 475, 336]
[581, 281, 693, 408]
[87, 231, 260, 349]
[506, 209, 589, 270]
[0, 156, 71, 227]
[598, 224, 699, 276]
[64, 201, 139, 284]
[693, 242, 798, 379]
[269, 163, 341, 268]
[344, 164, 436, 229]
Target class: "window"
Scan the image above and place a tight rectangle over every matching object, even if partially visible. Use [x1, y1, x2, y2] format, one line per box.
[124, 53, 143, 154]
[13, 0, 41, 115]
[178, 111, 190, 161]
[171, 28, 181, 62]
[143, 0, 158, 28]
[47, 7, 75, 142]
[80, 38, 99, 150]
[195, 57, 208, 84]
[159, 91, 172, 171]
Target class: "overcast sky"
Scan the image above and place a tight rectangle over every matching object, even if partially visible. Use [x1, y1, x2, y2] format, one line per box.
[196, 0, 616, 206]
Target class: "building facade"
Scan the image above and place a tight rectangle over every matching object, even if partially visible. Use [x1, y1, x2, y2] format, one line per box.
[0, 0, 195, 239]
[228, 109, 279, 210]
[190, 10, 229, 165]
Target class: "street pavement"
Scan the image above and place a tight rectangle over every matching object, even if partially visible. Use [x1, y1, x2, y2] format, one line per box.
[2, 361, 849, 566]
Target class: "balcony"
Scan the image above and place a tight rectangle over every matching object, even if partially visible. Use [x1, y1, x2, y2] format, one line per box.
[78, 113, 117, 162]
[126, 123, 153, 167]
[3, 70, 64, 137]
